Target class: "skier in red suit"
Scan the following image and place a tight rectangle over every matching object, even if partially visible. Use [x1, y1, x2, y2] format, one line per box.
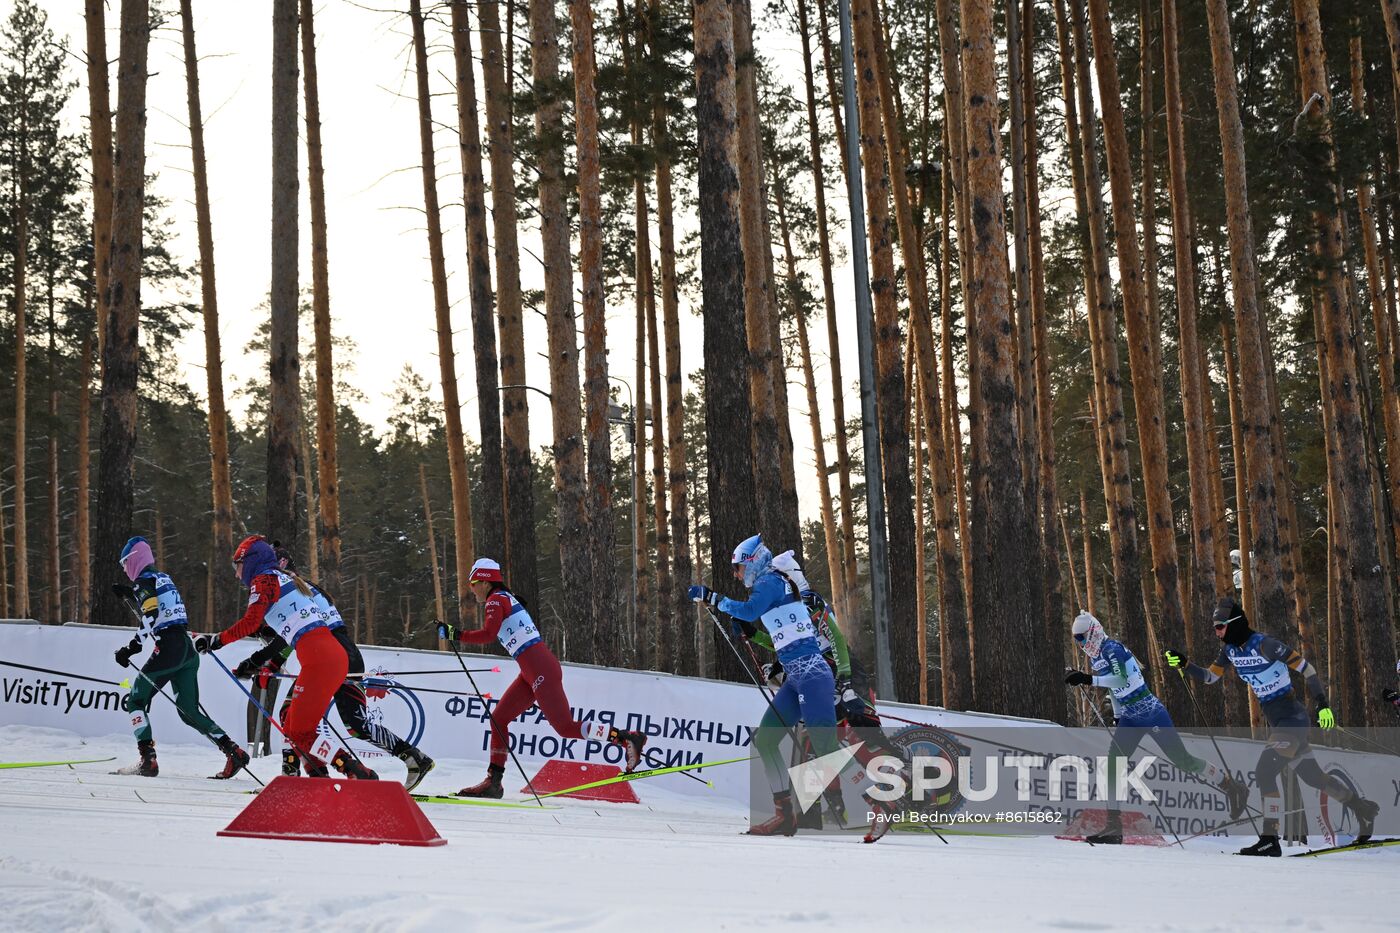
[194, 535, 376, 780]
[440, 558, 646, 798]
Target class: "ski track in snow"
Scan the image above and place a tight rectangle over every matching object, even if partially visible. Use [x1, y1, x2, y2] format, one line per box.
[1, 726, 1397, 932]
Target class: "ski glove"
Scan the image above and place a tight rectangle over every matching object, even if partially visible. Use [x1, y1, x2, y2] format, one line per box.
[437, 623, 456, 642]
[761, 661, 786, 687]
[192, 634, 219, 654]
[1063, 669, 1093, 687]
[1383, 689, 1400, 706]
[114, 637, 141, 668]
[1316, 701, 1335, 730]
[687, 585, 721, 609]
[1164, 649, 1187, 669]
[837, 681, 865, 719]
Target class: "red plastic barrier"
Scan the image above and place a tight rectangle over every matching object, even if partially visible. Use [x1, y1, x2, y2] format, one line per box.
[1055, 807, 1168, 847]
[524, 759, 639, 804]
[219, 775, 446, 846]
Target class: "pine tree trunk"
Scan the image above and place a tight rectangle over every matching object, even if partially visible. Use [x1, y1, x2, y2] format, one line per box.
[645, 196, 673, 672]
[84, 0, 114, 362]
[1222, 322, 1253, 620]
[568, 0, 621, 663]
[477, 0, 536, 599]
[300, 0, 340, 598]
[728, 0, 785, 544]
[45, 283, 60, 622]
[410, 0, 475, 624]
[796, 0, 858, 625]
[960, 0, 1045, 718]
[867, 0, 969, 708]
[527, 0, 592, 659]
[1351, 35, 1400, 576]
[853, 0, 918, 702]
[1382, 0, 1400, 177]
[1138, 0, 1161, 374]
[1023, 0, 1064, 706]
[1292, 0, 1396, 714]
[92, 0, 150, 627]
[266, 0, 301, 549]
[1162, 0, 1217, 672]
[180, 0, 237, 618]
[635, 192, 652, 667]
[940, 145, 973, 634]
[75, 330, 92, 623]
[1199, 354, 1229, 722]
[1066, 0, 1150, 655]
[693, 0, 756, 679]
[1203, 0, 1292, 640]
[816, 0, 849, 178]
[299, 423, 318, 580]
[1086, 0, 1183, 704]
[421, 463, 446, 646]
[1080, 485, 1097, 616]
[1, 482, 8, 618]
[649, 0, 693, 672]
[13, 178, 28, 619]
[1007, 0, 1039, 521]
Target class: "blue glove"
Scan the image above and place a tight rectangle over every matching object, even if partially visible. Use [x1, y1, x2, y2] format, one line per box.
[687, 585, 720, 609]
[437, 622, 456, 642]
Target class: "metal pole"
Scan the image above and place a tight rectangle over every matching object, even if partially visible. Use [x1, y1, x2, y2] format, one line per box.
[837, 0, 894, 698]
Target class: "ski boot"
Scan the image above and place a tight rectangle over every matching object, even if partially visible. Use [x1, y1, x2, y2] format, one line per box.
[1220, 774, 1249, 820]
[395, 743, 436, 793]
[607, 727, 648, 772]
[210, 736, 251, 779]
[116, 739, 159, 777]
[1348, 795, 1379, 844]
[457, 763, 505, 799]
[862, 793, 899, 844]
[282, 747, 302, 777]
[330, 748, 378, 780]
[303, 756, 330, 778]
[1086, 809, 1123, 845]
[823, 784, 848, 828]
[1238, 835, 1281, 857]
[747, 790, 798, 837]
[796, 799, 824, 831]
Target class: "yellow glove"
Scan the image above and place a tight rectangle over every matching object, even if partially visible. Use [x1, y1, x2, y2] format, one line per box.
[1316, 706, 1335, 730]
[1164, 649, 1187, 669]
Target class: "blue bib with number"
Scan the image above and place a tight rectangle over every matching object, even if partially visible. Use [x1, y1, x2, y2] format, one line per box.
[1226, 633, 1293, 702]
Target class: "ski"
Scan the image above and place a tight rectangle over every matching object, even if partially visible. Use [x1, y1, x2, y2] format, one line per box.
[534, 754, 756, 800]
[1290, 838, 1400, 858]
[412, 794, 561, 811]
[0, 757, 116, 770]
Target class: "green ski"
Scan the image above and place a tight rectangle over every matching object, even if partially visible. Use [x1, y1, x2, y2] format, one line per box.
[0, 757, 117, 770]
[413, 794, 561, 811]
[1290, 838, 1400, 857]
[535, 754, 756, 800]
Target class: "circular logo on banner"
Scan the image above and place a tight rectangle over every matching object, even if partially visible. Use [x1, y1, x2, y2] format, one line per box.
[890, 724, 971, 816]
[1317, 765, 1363, 841]
[365, 677, 428, 747]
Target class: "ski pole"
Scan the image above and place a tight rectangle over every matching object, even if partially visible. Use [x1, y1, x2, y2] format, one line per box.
[204, 649, 370, 773]
[1075, 685, 1184, 848]
[1334, 725, 1398, 756]
[443, 637, 545, 808]
[117, 657, 265, 788]
[109, 594, 264, 784]
[0, 658, 122, 687]
[1173, 668, 1260, 836]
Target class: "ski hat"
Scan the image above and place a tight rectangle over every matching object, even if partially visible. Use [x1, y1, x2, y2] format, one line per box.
[731, 534, 772, 589]
[1071, 610, 1106, 659]
[1212, 596, 1252, 647]
[1229, 549, 1242, 568]
[232, 535, 278, 587]
[770, 550, 811, 594]
[118, 537, 154, 582]
[272, 540, 297, 573]
[468, 557, 504, 584]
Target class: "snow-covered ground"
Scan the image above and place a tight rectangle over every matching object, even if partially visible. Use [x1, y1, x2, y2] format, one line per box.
[1, 725, 1395, 932]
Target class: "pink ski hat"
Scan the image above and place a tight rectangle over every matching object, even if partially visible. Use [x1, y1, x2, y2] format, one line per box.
[119, 537, 154, 582]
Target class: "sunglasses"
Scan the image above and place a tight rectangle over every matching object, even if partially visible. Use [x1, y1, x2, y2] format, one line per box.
[1073, 632, 1088, 643]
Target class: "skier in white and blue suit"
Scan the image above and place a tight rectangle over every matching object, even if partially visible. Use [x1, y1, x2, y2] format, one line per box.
[1166, 597, 1380, 856]
[1065, 611, 1248, 844]
[690, 534, 841, 836]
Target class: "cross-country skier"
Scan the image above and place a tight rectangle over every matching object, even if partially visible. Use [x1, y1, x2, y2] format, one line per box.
[1063, 610, 1247, 844]
[231, 544, 435, 790]
[111, 537, 250, 779]
[194, 535, 377, 780]
[765, 550, 910, 837]
[1165, 597, 1380, 856]
[690, 535, 870, 838]
[439, 557, 646, 798]
[1381, 660, 1400, 714]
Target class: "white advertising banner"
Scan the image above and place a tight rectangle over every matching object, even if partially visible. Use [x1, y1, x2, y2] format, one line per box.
[1, 620, 1396, 839]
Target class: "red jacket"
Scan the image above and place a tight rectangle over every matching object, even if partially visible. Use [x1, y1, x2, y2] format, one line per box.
[218, 574, 281, 646]
[457, 589, 516, 646]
